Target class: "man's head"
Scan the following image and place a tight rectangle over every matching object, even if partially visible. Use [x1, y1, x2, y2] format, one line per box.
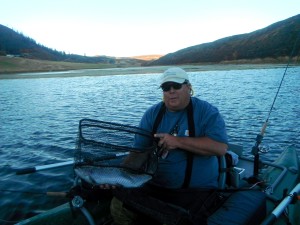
[160, 67, 192, 111]
[161, 67, 188, 84]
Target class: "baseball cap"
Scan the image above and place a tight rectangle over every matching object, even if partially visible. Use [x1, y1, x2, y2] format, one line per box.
[161, 67, 189, 85]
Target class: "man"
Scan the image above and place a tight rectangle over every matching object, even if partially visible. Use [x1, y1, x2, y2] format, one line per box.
[111, 67, 228, 224]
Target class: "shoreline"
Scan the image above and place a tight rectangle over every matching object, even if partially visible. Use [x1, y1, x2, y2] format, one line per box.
[0, 63, 292, 80]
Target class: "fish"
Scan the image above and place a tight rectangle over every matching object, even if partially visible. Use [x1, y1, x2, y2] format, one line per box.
[74, 166, 152, 188]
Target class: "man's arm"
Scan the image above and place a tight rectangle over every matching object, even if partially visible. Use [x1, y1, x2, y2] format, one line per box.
[154, 133, 227, 156]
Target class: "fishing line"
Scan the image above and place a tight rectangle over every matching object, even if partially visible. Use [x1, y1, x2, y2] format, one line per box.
[263, 31, 300, 129]
[250, 31, 300, 179]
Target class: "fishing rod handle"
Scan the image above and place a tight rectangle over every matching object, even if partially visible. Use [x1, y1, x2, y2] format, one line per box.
[47, 192, 67, 197]
[260, 122, 268, 136]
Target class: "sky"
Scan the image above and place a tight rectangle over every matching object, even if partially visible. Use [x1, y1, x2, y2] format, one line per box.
[1, 0, 299, 57]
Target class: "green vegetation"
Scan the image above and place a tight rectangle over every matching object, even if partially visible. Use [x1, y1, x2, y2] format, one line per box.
[0, 24, 118, 64]
[148, 14, 300, 65]
[0, 56, 126, 74]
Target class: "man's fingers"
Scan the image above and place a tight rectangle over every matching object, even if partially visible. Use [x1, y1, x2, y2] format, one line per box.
[154, 133, 165, 138]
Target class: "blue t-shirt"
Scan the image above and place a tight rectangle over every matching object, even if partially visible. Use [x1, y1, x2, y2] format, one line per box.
[137, 97, 228, 189]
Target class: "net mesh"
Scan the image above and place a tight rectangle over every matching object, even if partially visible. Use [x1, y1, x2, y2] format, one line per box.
[74, 119, 158, 187]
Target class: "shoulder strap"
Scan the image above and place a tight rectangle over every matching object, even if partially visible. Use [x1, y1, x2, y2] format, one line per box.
[186, 99, 195, 137]
[152, 99, 195, 189]
[182, 99, 195, 188]
[152, 102, 166, 135]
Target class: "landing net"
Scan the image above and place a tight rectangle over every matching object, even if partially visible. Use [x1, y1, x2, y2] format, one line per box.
[74, 119, 158, 187]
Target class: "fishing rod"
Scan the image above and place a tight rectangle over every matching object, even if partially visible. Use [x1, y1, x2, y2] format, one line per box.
[251, 32, 300, 178]
[15, 160, 74, 175]
[15, 152, 130, 175]
[0, 189, 67, 197]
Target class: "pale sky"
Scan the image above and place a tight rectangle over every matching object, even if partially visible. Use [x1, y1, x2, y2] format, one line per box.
[1, 0, 299, 57]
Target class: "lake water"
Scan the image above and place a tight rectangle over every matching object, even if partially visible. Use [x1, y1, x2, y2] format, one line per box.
[0, 66, 299, 223]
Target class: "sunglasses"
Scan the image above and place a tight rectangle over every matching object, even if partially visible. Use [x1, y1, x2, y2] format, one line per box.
[161, 82, 187, 92]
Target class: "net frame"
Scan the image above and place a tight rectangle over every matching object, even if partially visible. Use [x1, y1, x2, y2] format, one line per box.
[74, 119, 158, 179]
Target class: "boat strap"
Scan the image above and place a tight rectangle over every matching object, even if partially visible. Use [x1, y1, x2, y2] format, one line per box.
[152, 99, 195, 188]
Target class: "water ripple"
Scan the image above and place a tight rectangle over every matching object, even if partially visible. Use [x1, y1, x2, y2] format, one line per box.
[0, 67, 299, 223]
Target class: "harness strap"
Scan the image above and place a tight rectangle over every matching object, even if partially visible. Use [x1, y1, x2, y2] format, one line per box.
[152, 102, 166, 136]
[152, 99, 195, 189]
[182, 100, 195, 188]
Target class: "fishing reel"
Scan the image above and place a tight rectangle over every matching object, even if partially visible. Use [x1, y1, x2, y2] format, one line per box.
[71, 195, 85, 208]
[248, 129, 268, 185]
[67, 182, 113, 225]
[258, 144, 270, 153]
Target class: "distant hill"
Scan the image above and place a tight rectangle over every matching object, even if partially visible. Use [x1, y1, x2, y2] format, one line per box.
[147, 14, 300, 65]
[1, 14, 300, 66]
[0, 24, 139, 65]
[130, 55, 163, 60]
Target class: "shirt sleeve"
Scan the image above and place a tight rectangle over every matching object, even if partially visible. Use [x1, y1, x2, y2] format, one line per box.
[194, 98, 228, 144]
[133, 103, 161, 148]
[205, 108, 228, 144]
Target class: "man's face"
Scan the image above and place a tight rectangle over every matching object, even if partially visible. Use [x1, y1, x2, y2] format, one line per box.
[161, 82, 191, 111]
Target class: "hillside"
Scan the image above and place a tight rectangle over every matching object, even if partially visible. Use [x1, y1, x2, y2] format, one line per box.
[1, 14, 300, 71]
[0, 24, 145, 65]
[148, 14, 300, 65]
[130, 55, 163, 60]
